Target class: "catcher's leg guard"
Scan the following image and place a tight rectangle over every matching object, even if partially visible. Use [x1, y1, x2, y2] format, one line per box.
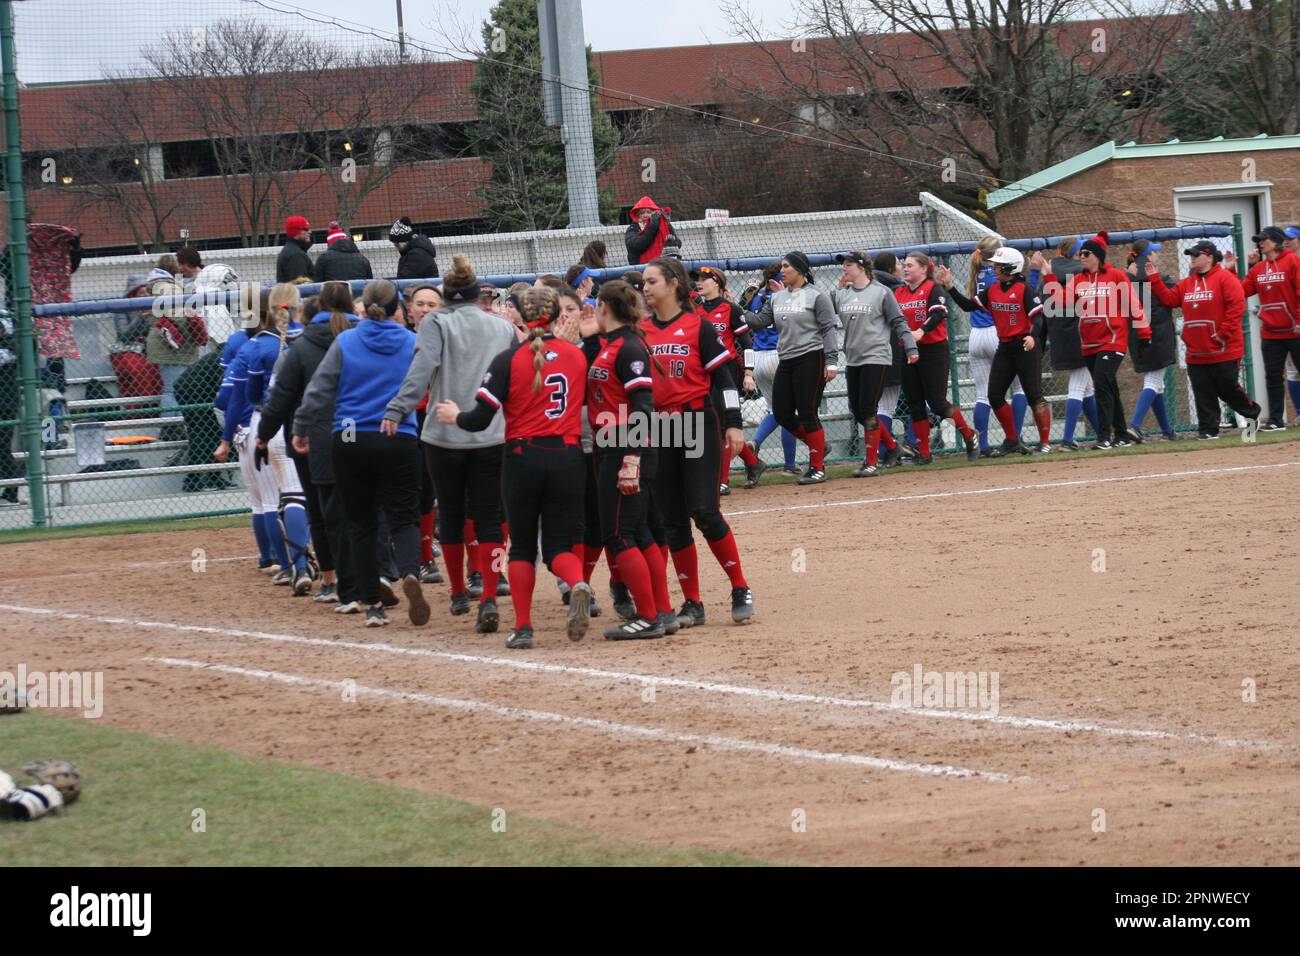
[279, 490, 314, 576]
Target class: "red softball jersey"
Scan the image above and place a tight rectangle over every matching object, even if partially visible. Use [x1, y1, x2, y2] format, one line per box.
[476, 335, 588, 441]
[640, 309, 732, 410]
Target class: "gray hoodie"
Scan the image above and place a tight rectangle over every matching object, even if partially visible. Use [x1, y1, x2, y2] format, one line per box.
[745, 285, 840, 365]
[834, 281, 915, 367]
[383, 302, 517, 449]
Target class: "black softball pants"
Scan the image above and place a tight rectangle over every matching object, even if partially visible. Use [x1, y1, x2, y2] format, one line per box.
[989, 340, 1045, 409]
[580, 451, 603, 549]
[317, 481, 356, 603]
[650, 405, 730, 552]
[502, 438, 585, 565]
[845, 363, 889, 429]
[423, 443, 504, 545]
[1084, 351, 1127, 441]
[902, 341, 956, 418]
[773, 349, 826, 433]
[595, 448, 657, 556]
[1261, 338, 1300, 426]
[1187, 360, 1260, 436]
[333, 431, 421, 606]
[415, 408, 436, 515]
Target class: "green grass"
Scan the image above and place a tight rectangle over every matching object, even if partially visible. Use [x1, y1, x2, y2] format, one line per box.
[0, 712, 762, 867]
[0, 513, 250, 544]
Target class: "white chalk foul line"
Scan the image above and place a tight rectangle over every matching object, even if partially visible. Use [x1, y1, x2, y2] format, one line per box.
[0, 603, 1272, 750]
[723, 460, 1300, 518]
[144, 655, 1014, 782]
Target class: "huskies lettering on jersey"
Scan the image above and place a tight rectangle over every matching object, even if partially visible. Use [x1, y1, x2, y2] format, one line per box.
[650, 344, 692, 356]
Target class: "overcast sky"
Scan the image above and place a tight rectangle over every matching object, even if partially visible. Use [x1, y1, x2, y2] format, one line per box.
[14, 0, 794, 84]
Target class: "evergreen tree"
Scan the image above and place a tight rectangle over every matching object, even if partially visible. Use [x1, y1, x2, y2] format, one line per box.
[469, 0, 619, 231]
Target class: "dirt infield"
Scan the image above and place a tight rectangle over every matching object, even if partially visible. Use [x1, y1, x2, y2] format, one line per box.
[3, 441, 1299, 865]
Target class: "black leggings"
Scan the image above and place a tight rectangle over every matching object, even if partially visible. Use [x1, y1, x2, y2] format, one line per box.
[989, 339, 1045, 409]
[902, 341, 956, 418]
[1261, 337, 1300, 425]
[415, 408, 436, 515]
[651, 405, 730, 552]
[292, 452, 332, 572]
[845, 363, 889, 429]
[317, 482, 355, 602]
[1084, 351, 1127, 441]
[1187, 360, 1260, 436]
[580, 451, 603, 549]
[333, 431, 421, 606]
[595, 448, 657, 556]
[502, 438, 585, 565]
[423, 443, 504, 545]
[773, 349, 826, 433]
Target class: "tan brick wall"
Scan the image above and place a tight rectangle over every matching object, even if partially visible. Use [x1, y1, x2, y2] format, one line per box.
[994, 148, 1300, 253]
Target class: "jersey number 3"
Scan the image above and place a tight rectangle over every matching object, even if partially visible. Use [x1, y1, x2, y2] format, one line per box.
[543, 373, 569, 419]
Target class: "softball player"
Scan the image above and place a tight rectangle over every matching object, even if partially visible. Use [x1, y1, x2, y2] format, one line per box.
[867, 252, 918, 460]
[965, 237, 1028, 455]
[894, 252, 979, 464]
[385, 256, 515, 633]
[744, 251, 840, 484]
[213, 287, 303, 587]
[833, 251, 916, 477]
[403, 284, 445, 584]
[435, 287, 592, 650]
[1125, 241, 1178, 440]
[940, 248, 1052, 454]
[692, 266, 763, 494]
[583, 280, 673, 639]
[642, 257, 754, 626]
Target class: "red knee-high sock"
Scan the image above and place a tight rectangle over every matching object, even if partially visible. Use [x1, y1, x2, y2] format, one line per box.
[706, 532, 747, 588]
[670, 544, 701, 602]
[739, 443, 758, 466]
[581, 543, 600, 584]
[866, 426, 883, 465]
[641, 545, 672, 614]
[659, 542, 670, 564]
[914, 418, 932, 457]
[878, 424, 897, 450]
[613, 548, 656, 619]
[419, 512, 435, 563]
[606, 546, 623, 585]
[993, 403, 1017, 442]
[463, 520, 479, 577]
[950, 406, 974, 440]
[1034, 403, 1052, 444]
[480, 542, 505, 604]
[719, 444, 733, 485]
[442, 543, 466, 594]
[549, 550, 583, 589]
[507, 559, 536, 629]
[806, 427, 825, 469]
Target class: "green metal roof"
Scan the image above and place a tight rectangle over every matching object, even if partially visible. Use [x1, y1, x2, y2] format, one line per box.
[987, 133, 1300, 209]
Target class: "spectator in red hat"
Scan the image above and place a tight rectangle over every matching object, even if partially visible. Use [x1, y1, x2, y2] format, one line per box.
[625, 196, 681, 265]
[315, 222, 374, 284]
[277, 215, 316, 283]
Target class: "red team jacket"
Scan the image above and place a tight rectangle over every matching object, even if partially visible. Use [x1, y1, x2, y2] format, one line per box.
[1147, 265, 1246, 364]
[1240, 248, 1300, 339]
[476, 335, 588, 441]
[1041, 266, 1137, 356]
[893, 279, 949, 345]
[640, 309, 733, 411]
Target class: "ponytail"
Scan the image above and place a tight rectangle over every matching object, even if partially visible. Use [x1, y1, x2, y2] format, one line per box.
[362, 279, 401, 323]
[518, 287, 560, 392]
[530, 328, 547, 393]
[318, 281, 355, 337]
[267, 282, 301, 349]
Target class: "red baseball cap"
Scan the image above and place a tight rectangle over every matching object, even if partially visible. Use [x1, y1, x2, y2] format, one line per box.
[284, 215, 310, 236]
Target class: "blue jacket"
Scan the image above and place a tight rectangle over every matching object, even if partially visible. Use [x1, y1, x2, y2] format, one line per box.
[749, 290, 779, 350]
[221, 325, 301, 442]
[213, 329, 249, 412]
[332, 320, 418, 436]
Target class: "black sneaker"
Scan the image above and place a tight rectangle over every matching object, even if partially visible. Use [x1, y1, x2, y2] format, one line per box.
[1094, 439, 1114, 450]
[566, 582, 592, 641]
[604, 616, 666, 640]
[450, 591, 472, 616]
[731, 586, 754, 623]
[467, 571, 484, 598]
[403, 575, 430, 626]
[610, 582, 636, 621]
[657, 611, 681, 636]
[1163, 431, 1180, 441]
[1123, 426, 1145, 445]
[505, 626, 534, 650]
[852, 461, 880, 478]
[419, 560, 443, 584]
[719, 482, 731, 497]
[1259, 420, 1286, 432]
[900, 440, 919, 461]
[963, 431, 979, 461]
[1113, 437, 1132, 448]
[781, 464, 801, 476]
[743, 456, 768, 489]
[476, 599, 499, 634]
[676, 600, 706, 629]
[882, 444, 904, 468]
[378, 578, 400, 608]
[364, 606, 389, 628]
[979, 447, 995, 458]
[797, 466, 827, 485]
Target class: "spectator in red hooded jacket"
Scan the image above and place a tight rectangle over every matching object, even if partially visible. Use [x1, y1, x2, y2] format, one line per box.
[625, 196, 681, 265]
[1146, 240, 1261, 441]
[1225, 226, 1300, 431]
[1035, 230, 1140, 449]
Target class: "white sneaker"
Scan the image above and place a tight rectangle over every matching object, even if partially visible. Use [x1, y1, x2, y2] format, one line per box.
[334, 600, 361, 614]
[1035, 443, 1053, 455]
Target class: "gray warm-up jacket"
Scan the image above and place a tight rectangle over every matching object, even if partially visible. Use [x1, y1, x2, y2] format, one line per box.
[834, 281, 915, 368]
[745, 285, 840, 365]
